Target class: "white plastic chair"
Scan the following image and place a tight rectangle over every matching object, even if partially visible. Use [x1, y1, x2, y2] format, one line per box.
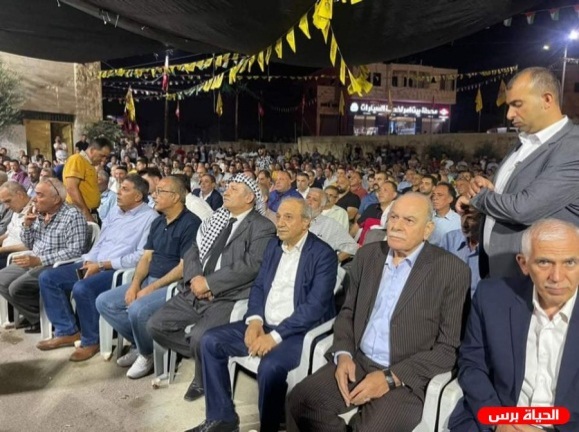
[437, 378, 463, 432]
[152, 280, 249, 384]
[0, 251, 34, 329]
[312, 333, 453, 432]
[98, 268, 136, 360]
[227, 266, 346, 395]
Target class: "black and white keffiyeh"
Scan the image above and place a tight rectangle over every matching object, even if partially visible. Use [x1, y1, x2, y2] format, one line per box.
[198, 174, 265, 260]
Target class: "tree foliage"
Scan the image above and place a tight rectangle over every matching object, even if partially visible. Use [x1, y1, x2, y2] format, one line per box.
[84, 120, 124, 144]
[0, 61, 24, 134]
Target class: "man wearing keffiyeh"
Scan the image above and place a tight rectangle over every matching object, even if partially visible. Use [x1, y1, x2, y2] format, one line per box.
[148, 174, 276, 401]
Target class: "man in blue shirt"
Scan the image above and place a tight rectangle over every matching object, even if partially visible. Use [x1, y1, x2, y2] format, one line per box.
[36, 175, 158, 362]
[96, 176, 201, 379]
[429, 182, 461, 246]
[268, 171, 302, 212]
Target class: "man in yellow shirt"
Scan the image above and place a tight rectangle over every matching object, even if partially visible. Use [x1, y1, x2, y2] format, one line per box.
[63, 137, 112, 225]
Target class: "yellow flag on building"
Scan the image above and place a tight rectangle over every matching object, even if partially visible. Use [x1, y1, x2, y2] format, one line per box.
[216, 92, 223, 117]
[496, 79, 507, 107]
[475, 88, 483, 113]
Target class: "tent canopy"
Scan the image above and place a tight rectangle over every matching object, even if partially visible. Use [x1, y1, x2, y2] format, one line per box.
[0, 0, 539, 65]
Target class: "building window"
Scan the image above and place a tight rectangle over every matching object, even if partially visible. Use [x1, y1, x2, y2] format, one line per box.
[392, 75, 398, 87]
[372, 73, 382, 86]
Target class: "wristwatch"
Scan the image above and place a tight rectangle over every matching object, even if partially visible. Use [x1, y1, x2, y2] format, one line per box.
[98, 261, 105, 271]
[382, 368, 397, 391]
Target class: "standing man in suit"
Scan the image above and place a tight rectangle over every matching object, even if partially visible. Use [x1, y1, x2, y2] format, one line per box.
[185, 198, 338, 432]
[457, 67, 579, 278]
[147, 174, 276, 401]
[192, 174, 223, 211]
[450, 218, 579, 432]
[288, 193, 471, 431]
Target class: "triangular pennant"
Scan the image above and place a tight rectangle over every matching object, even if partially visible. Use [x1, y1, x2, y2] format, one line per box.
[257, 51, 265, 72]
[299, 14, 311, 39]
[525, 12, 535, 25]
[286, 27, 297, 53]
[215, 55, 223, 68]
[347, 70, 362, 95]
[351, 0, 363, 3]
[265, 46, 273, 65]
[248, 55, 256, 72]
[321, 21, 330, 43]
[216, 92, 223, 117]
[339, 58, 346, 85]
[503, 17, 512, 27]
[549, 8, 559, 21]
[329, 33, 338, 66]
[275, 38, 283, 59]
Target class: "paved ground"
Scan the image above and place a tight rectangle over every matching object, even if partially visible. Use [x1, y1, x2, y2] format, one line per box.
[0, 326, 261, 432]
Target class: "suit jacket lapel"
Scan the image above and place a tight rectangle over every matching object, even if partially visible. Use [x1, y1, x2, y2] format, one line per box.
[358, 242, 389, 334]
[293, 234, 313, 306]
[510, 280, 533, 403]
[555, 294, 579, 404]
[391, 243, 432, 320]
[225, 210, 254, 246]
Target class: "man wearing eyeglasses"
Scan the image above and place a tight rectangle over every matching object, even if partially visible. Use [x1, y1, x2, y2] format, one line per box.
[96, 176, 201, 379]
[0, 178, 88, 334]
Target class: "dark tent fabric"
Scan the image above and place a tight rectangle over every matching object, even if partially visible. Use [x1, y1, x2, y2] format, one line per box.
[0, 0, 540, 65]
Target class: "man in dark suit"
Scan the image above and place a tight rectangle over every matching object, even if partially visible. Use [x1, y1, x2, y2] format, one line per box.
[288, 193, 471, 431]
[185, 198, 338, 432]
[457, 67, 579, 278]
[147, 174, 276, 401]
[192, 173, 223, 211]
[450, 218, 579, 432]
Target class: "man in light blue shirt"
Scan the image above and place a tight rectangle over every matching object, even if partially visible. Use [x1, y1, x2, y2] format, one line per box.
[37, 174, 159, 362]
[429, 182, 461, 246]
[97, 170, 117, 222]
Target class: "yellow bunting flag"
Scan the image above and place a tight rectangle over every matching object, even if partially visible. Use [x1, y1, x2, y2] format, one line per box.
[265, 46, 273, 65]
[351, 0, 363, 3]
[496, 79, 507, 107]
[215, 55, 223, 68]
[299, 14, 311, 39]
[339, 58, 346, 85]
[347, 70, 362, 96]
[229, 65, 240, 84]
[212, 73, 224, 89]
[257, 51, 265, 72]
[202, 57, 213, 69]
[239, 58, 249, 73]
[275, 38, 283, 59]
[216, 92, 223, 117]
[125, 88, 136, 122]
[339, 90, 345, 115]
[286, 27, 297, 53]
[320, 22, 330, 43]
[203, 78, 213, 92]
[475, 87, 483, 113]
[248, 55, 256, 72]
[329, 33, 338, 66]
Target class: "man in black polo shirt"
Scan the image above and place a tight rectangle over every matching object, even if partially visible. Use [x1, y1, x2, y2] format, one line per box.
[96, 176, 201, 379]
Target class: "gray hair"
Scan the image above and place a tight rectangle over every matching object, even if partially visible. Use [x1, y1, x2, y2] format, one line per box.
[508, 67, 562, 105]
[40, 177, 67, 200]
[164, 175, 187, 204]
[308, 187, 328, 208]
[124, 173, 149, 203]
[400, 192, 434, 222]
[97, 169, 109, 182]
[0, 180, 27, 196]
[279, 197, 313, 221]
[521, 218, 579, 257]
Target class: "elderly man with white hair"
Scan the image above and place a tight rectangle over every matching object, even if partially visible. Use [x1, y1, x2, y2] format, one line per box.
[0, 178, 87, 333]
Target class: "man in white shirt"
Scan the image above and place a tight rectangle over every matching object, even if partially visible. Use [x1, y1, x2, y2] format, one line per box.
[0, 182, 31, 268]
[457, 67, 579, 278]
[451, 218, 579, 432]
[322, 185, 349, 230]
[295, 171, 310, 199]
[429, 182, 461, 246]
[185, 198, 337, 432]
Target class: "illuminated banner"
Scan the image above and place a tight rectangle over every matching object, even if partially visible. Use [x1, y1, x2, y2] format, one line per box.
[349, 101, 450, 118]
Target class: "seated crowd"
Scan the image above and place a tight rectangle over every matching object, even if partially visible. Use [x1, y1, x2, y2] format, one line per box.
[1, 66, 578, 432]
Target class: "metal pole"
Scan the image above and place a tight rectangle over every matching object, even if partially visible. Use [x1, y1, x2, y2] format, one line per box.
[562, 43, 568, 107]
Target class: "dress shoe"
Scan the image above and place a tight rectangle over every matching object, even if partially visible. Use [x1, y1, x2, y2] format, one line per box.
[184, 418, 239, 432]
[24, 323, 41, 334]
[183, 381, 205, 402]
[14, 318, 32, 330]
[69, 344, 99, 362]
[36, 333, 80, 350]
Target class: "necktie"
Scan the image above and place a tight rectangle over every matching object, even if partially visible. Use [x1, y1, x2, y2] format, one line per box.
[204, 218, 237, 275]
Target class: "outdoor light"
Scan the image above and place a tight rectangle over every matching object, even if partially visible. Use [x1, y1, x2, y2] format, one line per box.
[570, 30, 579, 40]
[543, 44, 550, 51]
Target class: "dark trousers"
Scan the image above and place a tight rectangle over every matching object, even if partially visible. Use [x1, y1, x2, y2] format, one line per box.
[146, 291, 235, 387]
[287, 351, 423, 432]
[202, 321, 303, 432]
